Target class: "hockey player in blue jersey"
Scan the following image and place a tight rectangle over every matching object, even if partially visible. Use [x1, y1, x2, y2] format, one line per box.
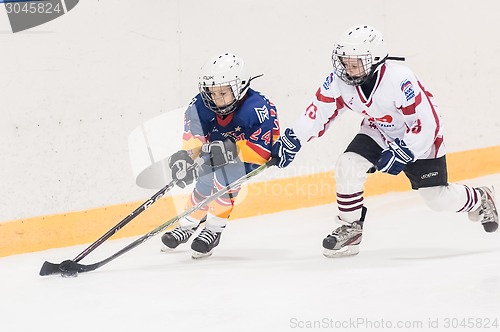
[161, 53, 280, 258]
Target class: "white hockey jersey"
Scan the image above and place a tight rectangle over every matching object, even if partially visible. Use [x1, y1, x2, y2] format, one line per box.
[293, 62, 445, 160]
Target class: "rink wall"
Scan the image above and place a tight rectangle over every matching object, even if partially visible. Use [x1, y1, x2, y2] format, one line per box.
[1, 1, 500, 257]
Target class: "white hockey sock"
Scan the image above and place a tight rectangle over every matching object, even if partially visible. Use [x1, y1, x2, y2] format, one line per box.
[205, 214, 227, 233]
[334, 152, 372, 223]
[179, 215, 202, 230]
[337, 191, 364, 223]
[418, 183, 481, 213]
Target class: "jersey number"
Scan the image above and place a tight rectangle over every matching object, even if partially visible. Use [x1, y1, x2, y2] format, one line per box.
[305, 103, 317, 119]
[250, 128, 272, 145]
[410, 118, 422, 134]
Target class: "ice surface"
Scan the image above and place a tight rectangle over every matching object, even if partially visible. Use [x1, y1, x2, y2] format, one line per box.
[1, 174, 499, 332]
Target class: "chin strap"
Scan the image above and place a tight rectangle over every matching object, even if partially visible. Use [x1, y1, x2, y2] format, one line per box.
[218, 74, 264, 116]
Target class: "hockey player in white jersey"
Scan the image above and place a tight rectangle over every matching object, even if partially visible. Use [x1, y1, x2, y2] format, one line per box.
[272, 25, 498, 257]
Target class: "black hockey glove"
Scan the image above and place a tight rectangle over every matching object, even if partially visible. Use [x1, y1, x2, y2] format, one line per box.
[201, 138, 238, 168]
[168, 150, 200, 188]
[376, 138, 415, 175]
[271, 128, 302, 168]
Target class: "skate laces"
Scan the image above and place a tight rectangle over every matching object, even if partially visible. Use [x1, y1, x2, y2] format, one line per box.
[171, 227, 193, 242]
[197, 228, 218, 244]
[331, 225, 350, 239]
[479, 187, 498, 224]
[331, 223, 361, 240]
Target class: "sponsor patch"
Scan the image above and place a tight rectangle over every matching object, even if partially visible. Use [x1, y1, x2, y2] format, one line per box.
[421, 172, 439, 179]
[400, 79, 415, 101]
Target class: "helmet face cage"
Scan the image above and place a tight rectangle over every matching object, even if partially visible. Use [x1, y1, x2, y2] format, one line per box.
[331, 25, 388, 86]
[198, 53, 249, 116]
[332, 51, 374, 86]
[198, 78, 243, 116]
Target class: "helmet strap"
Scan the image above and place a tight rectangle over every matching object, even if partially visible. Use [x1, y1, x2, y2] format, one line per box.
[386, 56, 406, 61]
[239, 74, 263, 95]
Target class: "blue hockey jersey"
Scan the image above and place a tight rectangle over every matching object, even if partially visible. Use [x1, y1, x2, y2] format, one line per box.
[181, 88, 280, 165]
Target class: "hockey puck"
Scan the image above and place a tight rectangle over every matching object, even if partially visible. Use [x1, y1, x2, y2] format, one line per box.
[61, 270, 78, 278]
[59, 259, 80, 278]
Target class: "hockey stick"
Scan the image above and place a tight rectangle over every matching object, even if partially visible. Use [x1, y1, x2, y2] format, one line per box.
[41, 159, 276, 276]
[39, 159, 202, 276]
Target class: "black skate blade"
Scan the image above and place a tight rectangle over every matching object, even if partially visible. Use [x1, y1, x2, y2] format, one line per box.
[39, 261, 62, 276]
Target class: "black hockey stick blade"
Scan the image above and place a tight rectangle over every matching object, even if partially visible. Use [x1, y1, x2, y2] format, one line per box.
[39, 261, 62, 276]
[59, 259, 100, 274]
[39, 259, 100, 276]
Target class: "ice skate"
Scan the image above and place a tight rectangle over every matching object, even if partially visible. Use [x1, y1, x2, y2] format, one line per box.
[468, 186, 498, 233]
[161, 226, 195, 251]
[191, 228, 221, 259]
[323, 207, 367, 258]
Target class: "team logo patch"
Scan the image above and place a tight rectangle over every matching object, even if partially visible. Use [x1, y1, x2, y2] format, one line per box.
[400, 79, 415, 101]
[322, 73, 334, 90]
[255, 105, 269, 123]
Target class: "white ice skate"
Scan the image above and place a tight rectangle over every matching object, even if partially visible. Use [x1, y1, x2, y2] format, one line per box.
[322, 207, 367, 258]
[468, 186, 498, 233]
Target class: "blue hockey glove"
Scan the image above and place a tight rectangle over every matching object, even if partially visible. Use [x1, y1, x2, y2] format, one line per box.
[201, 138, 238, 168]
[168, 150, 200, 188]
[272, 128, 302, 168]
[376, 138, 415, 175]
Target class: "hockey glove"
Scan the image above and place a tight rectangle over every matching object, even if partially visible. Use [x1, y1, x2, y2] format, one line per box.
[271, 128, 302, 168]
[168, 150, 200, 188]
[376, 138, 415, 175]
[201, 138, 238, 168]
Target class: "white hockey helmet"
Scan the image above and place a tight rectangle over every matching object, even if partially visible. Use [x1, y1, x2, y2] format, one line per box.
[332, 25, 388, 85]
[198, 53, 251, 115]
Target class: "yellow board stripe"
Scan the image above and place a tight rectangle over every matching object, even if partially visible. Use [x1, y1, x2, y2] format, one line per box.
[1, 145, 499, 258]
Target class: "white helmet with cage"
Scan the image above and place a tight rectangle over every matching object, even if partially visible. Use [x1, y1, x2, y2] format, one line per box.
[198, 53, 251, 115]
[332, 25, 388, 86]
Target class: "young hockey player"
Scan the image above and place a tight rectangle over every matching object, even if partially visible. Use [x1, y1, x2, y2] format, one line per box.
[272, 25, 498, 257]
[162, 52, 279, 258]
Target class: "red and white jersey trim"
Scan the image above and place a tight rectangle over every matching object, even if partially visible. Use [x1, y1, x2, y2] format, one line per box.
[293, 62, 445, 159]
